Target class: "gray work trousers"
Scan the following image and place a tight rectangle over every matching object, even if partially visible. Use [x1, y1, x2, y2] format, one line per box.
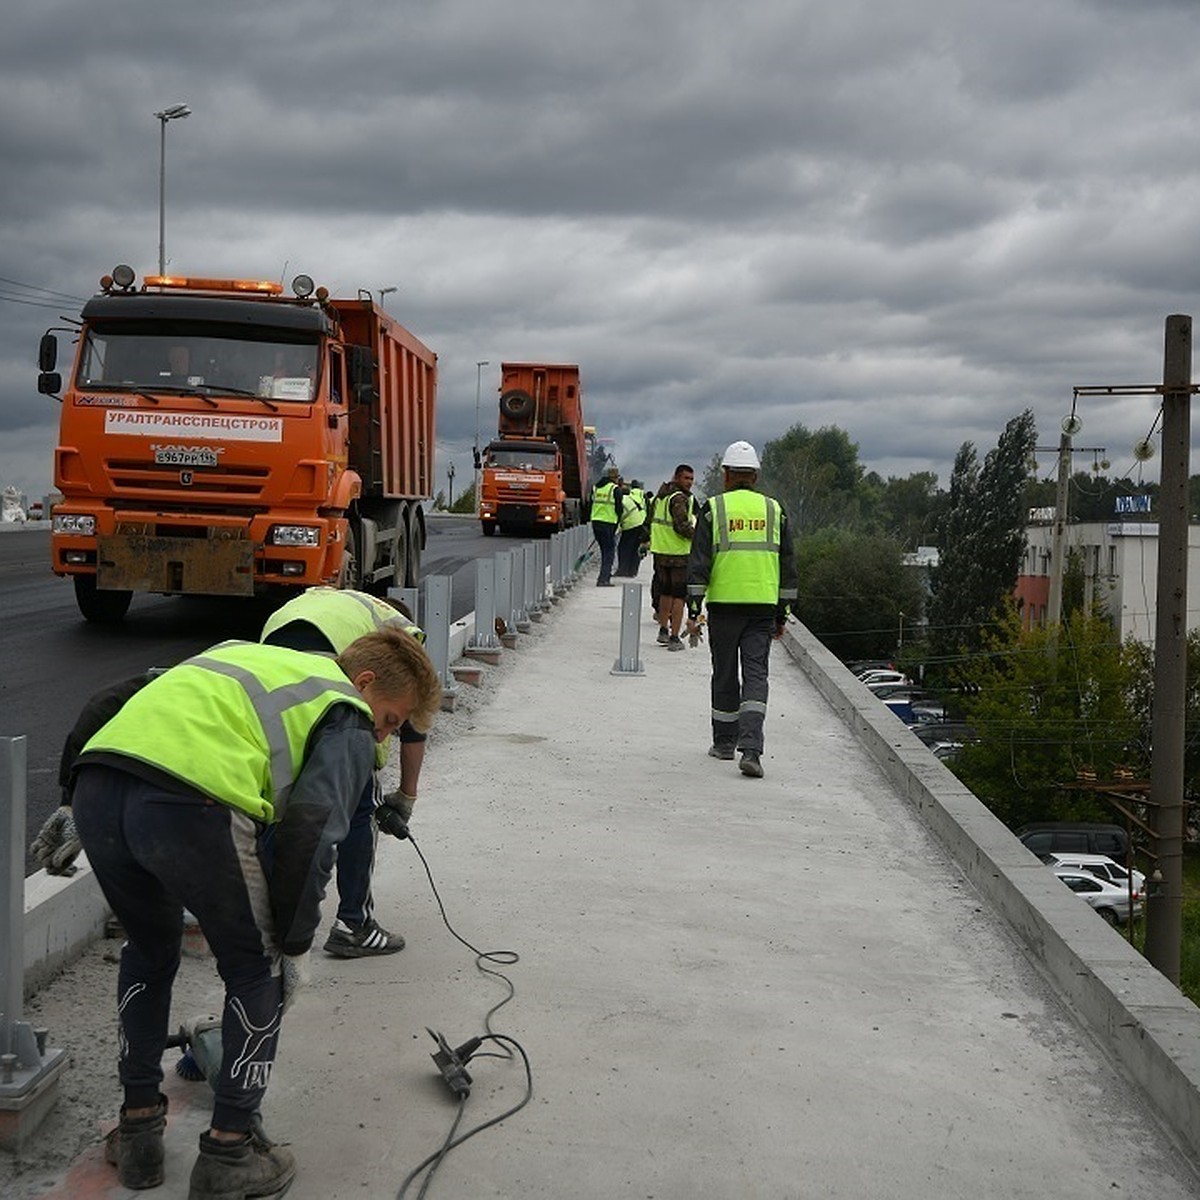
[706, 607, 774, 754]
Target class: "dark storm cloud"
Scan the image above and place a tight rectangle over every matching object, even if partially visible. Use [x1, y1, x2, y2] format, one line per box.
[4, 0, 1200, 499]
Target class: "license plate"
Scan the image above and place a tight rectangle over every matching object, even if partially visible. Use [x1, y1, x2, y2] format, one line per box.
[153, 446, 219, 467]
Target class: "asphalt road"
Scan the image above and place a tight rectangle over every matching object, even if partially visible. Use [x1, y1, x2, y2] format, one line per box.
[0, 514, 500, 871]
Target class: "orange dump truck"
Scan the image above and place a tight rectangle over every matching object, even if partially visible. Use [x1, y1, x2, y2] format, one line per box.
[39, 265, 436, 622]
[475, 362, 588, 536]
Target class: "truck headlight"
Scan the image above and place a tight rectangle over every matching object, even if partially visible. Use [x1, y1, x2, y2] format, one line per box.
[270, 525, 321, 547]
[53, 514, 96, 536]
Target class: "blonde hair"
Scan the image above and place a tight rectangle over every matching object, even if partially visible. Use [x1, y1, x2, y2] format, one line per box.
[338, 625, 441, 732]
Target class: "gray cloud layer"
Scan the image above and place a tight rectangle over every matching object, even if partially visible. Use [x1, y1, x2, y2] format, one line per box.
[4, 0, 1199, 500]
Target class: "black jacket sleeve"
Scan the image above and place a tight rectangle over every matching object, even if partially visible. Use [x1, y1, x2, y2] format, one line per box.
[59, 673, 157, 803]
[270, 704, 376, 956]
[686, 500, 715, 617]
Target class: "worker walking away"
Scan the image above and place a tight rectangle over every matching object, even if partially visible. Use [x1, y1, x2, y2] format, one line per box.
[687, 441, 797, 778]
[71, 628, 441, 1197]
[260, 586, 429, 958]
[614, 478, 648, 578]
[650, 463, 697, 650]
[590, 464, 622, 586]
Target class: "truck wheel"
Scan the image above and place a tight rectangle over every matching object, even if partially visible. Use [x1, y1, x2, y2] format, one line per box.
[499, 389, 535, 421]
[481, 521, 496, 537]
[74, 575, 132, 624]
[404, 506, 422, 589]
[339, 521, 361, 589]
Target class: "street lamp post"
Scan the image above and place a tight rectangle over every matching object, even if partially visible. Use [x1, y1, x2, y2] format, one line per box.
[447, 461, 456, 509]
[474, 360, 490, 517]
[154, 103, 191, 275]
[377, 286, 397, 308]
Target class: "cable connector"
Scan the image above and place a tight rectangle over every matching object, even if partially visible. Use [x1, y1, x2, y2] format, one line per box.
[427, 1028, 481, 1099]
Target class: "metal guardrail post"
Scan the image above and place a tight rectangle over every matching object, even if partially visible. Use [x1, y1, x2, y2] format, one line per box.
[525, 541, 543, 620]
[512, 545, 531, 632]
[1, 736, 67, 1148]
[386, 586, 420, 625]
[547, 533, 564, 601]
[421, 575, 458, 705]
[494, 550, 516, 641]
[611, 583, 646, 676]
[468, 557, 501, 650]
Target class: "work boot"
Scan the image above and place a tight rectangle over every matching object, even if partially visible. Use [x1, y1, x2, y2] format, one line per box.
[739, 751, 764, 779]
[188, 1120, 296, 1200]
[104, 1093, 168, 1189]
[656, 626, 670, 645]
[667, 634, 685, 651]
[708, 744, 735, 760]
[323, 917, 404, 958]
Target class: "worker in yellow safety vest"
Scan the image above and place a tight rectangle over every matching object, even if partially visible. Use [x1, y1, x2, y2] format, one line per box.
[590, 465, 622, 585]
[614, 478, 648, 578]
[687, 440, 798, 779]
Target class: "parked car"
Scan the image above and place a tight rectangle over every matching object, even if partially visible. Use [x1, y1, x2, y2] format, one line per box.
[913, 720, 974, 746]
[1042, 852, 1145, 895]
[861, 671, 911, 690]
[1017, 823, 1130, 860]
[1053, 869, 1142, 925]
[847, 659, 896, 677]
[870, 684, 933, 701]
[907, 703, 948, 726]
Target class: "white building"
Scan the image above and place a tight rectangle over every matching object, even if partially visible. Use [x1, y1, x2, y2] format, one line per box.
[1019, 521, 1200, 643]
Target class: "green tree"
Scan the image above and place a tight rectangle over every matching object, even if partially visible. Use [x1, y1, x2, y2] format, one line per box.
[793, 529, 925, 661]
[950, 608, 1142, 830]
[874, 470, 942, 549]
[449, 482, 477, 514]
[928, 410, 1037, 660]
[760, 424, 872, 535]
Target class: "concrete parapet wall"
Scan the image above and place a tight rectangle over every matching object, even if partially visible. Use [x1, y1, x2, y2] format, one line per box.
[22, 859, 108, 998]
[781, 620, 1200, 1162]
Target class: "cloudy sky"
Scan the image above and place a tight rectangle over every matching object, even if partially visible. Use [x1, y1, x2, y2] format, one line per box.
[4, 0, 1200, 503]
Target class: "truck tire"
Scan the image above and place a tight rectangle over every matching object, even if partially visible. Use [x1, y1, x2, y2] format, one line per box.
[499, 389, 535, 421]
[404, 505, 422, 589]
[339, 520, 361, 590]
[481, 521, 496, 537]
[74, 575, 132, 624]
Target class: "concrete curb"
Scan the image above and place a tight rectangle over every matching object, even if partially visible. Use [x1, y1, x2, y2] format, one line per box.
[780, 619, 1200, 1163]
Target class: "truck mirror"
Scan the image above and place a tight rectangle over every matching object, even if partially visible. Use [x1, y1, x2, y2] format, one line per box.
[39, 333, 57, 372]
[38, 371, 62, 396]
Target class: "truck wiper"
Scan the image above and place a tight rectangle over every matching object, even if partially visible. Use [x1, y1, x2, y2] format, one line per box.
[187, 382, 280, 412]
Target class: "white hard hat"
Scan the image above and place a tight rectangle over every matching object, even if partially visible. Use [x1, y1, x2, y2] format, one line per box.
[721, 440, 760, 469]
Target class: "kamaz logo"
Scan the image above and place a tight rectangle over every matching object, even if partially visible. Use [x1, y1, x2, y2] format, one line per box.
[180, 471, 194, 486]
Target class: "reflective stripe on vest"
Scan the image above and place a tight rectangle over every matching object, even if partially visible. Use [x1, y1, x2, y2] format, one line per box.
[591, 480, 618, 524]
[705, 491, 783, 604]
[649, 491, 694, 555]
[81, 641, 371, 824]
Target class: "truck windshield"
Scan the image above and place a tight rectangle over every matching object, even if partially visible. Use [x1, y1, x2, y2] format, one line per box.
[486, 447, 557, 469]
[76, 328, 321, 403]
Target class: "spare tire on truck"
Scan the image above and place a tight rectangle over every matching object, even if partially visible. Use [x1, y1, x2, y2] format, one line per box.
[499, 389, 535, 421]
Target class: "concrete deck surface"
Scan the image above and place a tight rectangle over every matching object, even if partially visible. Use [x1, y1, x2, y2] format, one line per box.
[17, 570, 1200, 1198]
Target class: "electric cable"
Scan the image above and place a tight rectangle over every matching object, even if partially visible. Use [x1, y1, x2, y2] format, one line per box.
[396, 832, 533, 1198]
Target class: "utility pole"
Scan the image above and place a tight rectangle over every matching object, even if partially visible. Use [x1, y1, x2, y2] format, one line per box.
[447, 460, 456, 509]
[1046, 430, 1072, 629]
[1073, 317, 1196, 983]
[1145, 315, 1191, 982]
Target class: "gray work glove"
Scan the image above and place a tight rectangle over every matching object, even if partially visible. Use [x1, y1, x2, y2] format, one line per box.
[31, 806, 83, 875]
[280, 952, 311, 1014]
[381, 789, 416, 824]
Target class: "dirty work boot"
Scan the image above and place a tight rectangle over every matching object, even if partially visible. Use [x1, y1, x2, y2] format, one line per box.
[739, 751, 764, 779]
[708, 744, 735, 760]
[188, 1120, 296, 1200]
[656, 626, 670, 645]
[104, 1093, 168, 1189]
[323, 916, 404, 958]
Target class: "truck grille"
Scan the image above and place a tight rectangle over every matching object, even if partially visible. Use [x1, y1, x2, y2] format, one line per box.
[107, 458, 269, 497]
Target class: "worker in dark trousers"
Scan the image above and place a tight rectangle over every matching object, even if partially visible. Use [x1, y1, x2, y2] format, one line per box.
[260, 586, 428, 957]
[590, 465, 622, 585]
[614, 478, 648, 577]
[687, 440, 798, 779]
[71, 629, 441, 1196]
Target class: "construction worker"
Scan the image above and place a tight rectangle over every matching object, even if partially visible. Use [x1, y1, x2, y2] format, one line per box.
[686, 441, 798, 778]
[650, 464, 697, 650]
[613, 478, 648, 578]
[590, 465, 622, 586]
[260, 586, 429, 958]
[71, 627, 441, 1196]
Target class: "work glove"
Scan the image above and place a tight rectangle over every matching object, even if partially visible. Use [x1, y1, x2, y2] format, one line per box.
[375, 789, 415, 841]
[31, 806, 83, 876]
[280, 952, 310, 1014]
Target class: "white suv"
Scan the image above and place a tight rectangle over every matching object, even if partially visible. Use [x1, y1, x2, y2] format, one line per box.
[1042, 853, 1145, 896]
